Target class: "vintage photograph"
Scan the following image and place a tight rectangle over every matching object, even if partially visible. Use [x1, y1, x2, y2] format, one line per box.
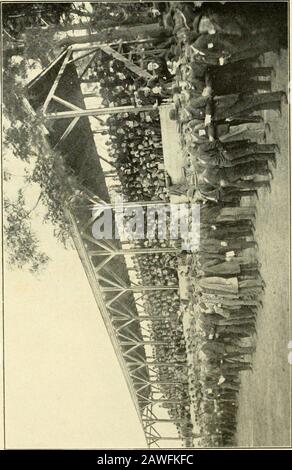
[1, 1, 291, 449]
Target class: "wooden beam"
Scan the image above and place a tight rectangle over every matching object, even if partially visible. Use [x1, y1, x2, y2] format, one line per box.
[106, 290, 125, 307]
[81, 232, 113, 252]
[97, 274, 124, 290]
[51, 94, 120, 146]
[144, 418, 185, 424]
[45, 103, 158, 119]
[99, 44, 153, 80]
[70, 38, 154, 53]
[98, 155, 116, 168]
[52, 94, 83, 112]
[89, 247, 177, 256]
[120, 341, 169, 346]
[54, 117, 79, 148]
[90, 199, 171, 209]
[68, 48, 98, 65]
[116, 319, 137, 334]
[27, 48, 68, 90]
[94, 254, 114, 273]
[144, 399, 186, 405]
[151, 437, 184, 441]
[43, 49, 72, 114]
[128, 361, 186, 367]
[101, 286, 179, 292]
[78, 50, 99, 79]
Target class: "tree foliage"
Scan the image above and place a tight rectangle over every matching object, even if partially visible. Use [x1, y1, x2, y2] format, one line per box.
[2, 2, 73, 39]
[4, 190, 50, 273]
[2, 1, 157, 273]
[2, 47, 79, 272]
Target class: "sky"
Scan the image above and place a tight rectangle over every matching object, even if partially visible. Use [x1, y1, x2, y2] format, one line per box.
[2, 174, 147, 448]
[1, 65, 148, 450]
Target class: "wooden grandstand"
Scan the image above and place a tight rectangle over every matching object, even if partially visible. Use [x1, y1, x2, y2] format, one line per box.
[26, 41, 194, 448]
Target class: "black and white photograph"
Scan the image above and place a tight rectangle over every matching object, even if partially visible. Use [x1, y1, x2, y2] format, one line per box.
[0, 0, 291, 452]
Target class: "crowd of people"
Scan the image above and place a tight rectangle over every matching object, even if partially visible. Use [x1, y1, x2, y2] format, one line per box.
[81, 1, 287, 446]
[163, 1, 287, 445]
[84, 48, 194, 442]
[131, 243, 194, 443]
[87, 49, 170, 201]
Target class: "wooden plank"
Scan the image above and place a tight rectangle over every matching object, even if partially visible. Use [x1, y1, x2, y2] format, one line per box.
[95, 256, 114, 273]
[68, 48, 98, 65]
[78, 50, 99, 79]
[54, 117, 79, 148]
[27, 48, 68, 90]
[52, 94, 82, 112]
[45, 103, 157, 119]
[97, 274, 125, 289]
[101, 286, 179, 292]
[89, 247, 177, 256]
[98, 154, 116, 168]
[70, 38, 154, 53]
[99, 44, 153, 80]
[42, 49, 72, 114]
[52, 94, 105, 129]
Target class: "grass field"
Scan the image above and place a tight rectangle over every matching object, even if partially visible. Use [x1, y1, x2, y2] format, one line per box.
[236, 50, 291, 447]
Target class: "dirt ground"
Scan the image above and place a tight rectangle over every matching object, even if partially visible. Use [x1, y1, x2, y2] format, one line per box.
[236, 50, 291, 447]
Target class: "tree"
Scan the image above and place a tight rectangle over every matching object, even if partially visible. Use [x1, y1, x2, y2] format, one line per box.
[3, 58, 80, 272]
[2, 1, 163, 273]
[2, 3, 73, 39]
[4, 190, 50, 273]
[3, 114, 80, 270]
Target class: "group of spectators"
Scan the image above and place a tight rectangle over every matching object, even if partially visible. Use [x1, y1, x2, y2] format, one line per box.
[87, 49, 170, 201]
[164, 1, 287, 445]
[81, 1, 287, 447]
[85, 48, 194, 442]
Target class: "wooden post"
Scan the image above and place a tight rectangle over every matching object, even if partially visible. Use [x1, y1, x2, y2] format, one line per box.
[101, 286, 178, 292]
[44, 103, 158, 119]
[89, 247, 177, 256]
